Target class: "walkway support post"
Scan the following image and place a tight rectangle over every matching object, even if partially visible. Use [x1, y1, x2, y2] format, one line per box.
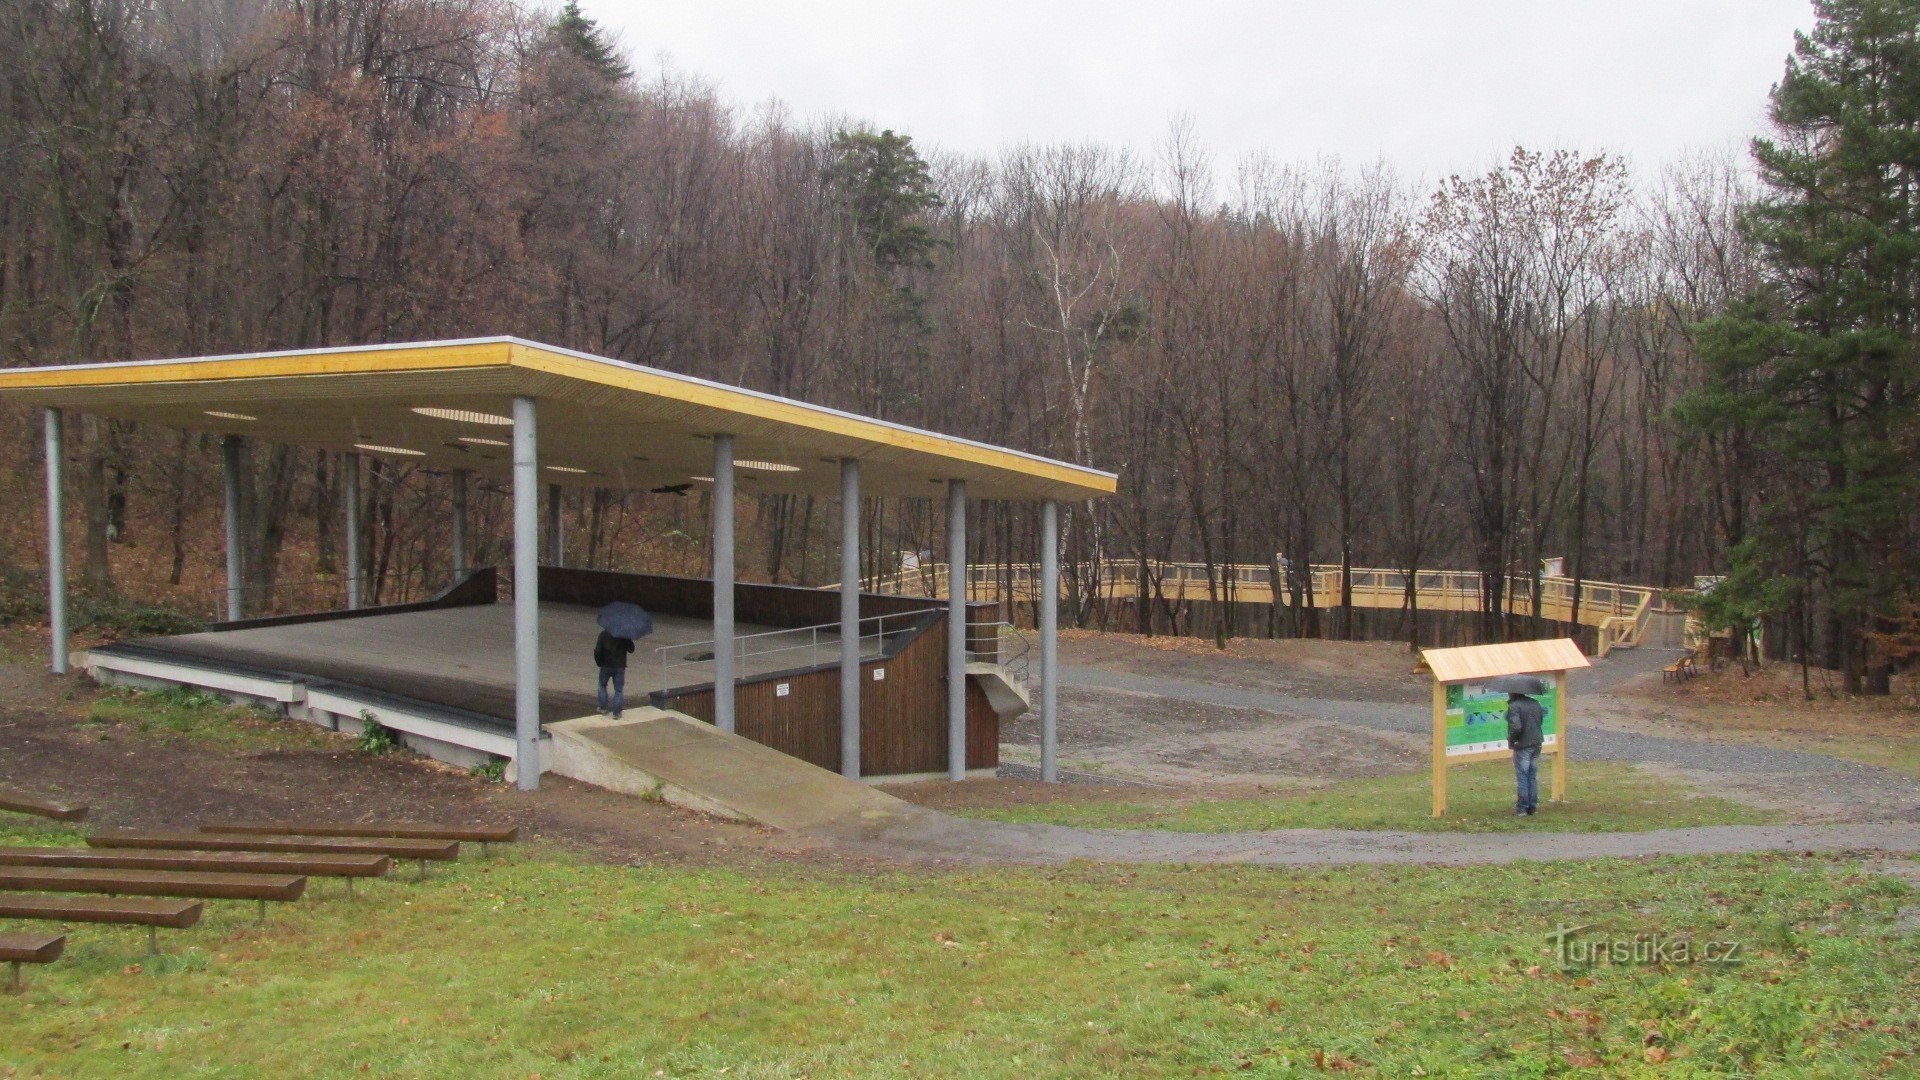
[947, 478, 968, 781]
[222, 435, 243, 621]
[545, 483, 563, 566]
[839, 457, 861, 779]
[43, 408, 67, 674]
[451, 469, 469, 576]
[343, 453, 362, 610]
[712, 435, 736, 733]
[1040, 499, 1060, 783]
[512, 396, 541, 790]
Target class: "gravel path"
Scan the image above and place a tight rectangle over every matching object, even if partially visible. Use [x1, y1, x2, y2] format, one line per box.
[817, 811, 1920, 866]
[1059, 654, 1920, 820]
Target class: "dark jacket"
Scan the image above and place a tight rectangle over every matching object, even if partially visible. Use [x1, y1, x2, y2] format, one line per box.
[1506, 695, 1545, 750]
[594, 630, 635, 670]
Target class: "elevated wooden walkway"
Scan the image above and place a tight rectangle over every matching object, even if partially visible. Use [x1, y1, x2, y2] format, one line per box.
[870, 561, 1684, 652]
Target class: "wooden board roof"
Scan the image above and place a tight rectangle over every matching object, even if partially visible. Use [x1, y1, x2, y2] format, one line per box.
[1421, 638, 1591, 683]
[0, 338, 1117, 502]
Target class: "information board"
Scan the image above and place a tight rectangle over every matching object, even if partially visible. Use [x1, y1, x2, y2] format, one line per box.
[1443, 677, 1561, 758]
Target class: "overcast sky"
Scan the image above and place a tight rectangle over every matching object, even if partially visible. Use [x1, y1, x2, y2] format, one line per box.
[581, 1, 1813, 183]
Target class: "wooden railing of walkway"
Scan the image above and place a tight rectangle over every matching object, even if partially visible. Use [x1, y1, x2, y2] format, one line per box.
[867, 562, 1682, 652]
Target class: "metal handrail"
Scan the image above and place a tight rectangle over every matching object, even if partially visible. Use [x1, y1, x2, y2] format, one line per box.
[655, 607, 943, 691]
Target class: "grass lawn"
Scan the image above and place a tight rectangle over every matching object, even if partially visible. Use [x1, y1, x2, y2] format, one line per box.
[952, 761, 1780, 834]
[83, 685, 344, 753]
[2, 816, 1915, 1078]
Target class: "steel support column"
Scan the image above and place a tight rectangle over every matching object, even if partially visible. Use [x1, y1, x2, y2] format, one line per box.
[222, 436, 243, 621]
[545, 483, 563, 566]
[343, 453, 362, 610]
[1040, 499, 1061, 783]
[512, 397, 541, 790]
[839, 457, 861, 779]
[43, 408, 67, 675]
[947, 479, 968, 781]
[451, 469, 470, 576]
[712, 435, 736, 733]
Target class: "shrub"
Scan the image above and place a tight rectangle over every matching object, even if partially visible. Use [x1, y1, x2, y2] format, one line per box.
[354, 711, 401, 755]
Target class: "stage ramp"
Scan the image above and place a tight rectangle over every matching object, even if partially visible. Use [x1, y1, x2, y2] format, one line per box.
[547, 710, 920, 831]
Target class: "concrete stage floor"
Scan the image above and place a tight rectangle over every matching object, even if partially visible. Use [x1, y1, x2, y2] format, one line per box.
[134, 603, 870, 724]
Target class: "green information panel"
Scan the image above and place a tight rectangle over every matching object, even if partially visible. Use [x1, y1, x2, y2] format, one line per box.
[1444, 677, 1561, 758]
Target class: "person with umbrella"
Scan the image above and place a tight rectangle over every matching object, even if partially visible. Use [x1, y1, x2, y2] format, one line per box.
[1490, 674, 1549, 817]
[594, 602, 654, 720]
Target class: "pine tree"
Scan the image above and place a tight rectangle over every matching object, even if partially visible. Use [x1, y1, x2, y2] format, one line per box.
[1682, 0, 1920, 693]
[550, 0, 632, 83]
[828, 129, 942, 271]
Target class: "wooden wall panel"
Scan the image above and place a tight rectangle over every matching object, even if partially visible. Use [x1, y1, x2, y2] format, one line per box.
[654, 600, 1000, 777]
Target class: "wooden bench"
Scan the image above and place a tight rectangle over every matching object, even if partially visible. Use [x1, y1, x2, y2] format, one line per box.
[0, 896, 202, 954]
[0, 789, 88, 823]
[0, 847, 390, 878]
[1, 932, 65, 992]
[1662, 652, 1698, 683]
[89, 830, 458, 878]
[203, 821, 517, 854]
[0, 866, 304, 924]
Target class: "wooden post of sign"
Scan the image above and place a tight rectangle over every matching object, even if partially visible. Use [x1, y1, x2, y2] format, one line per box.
[1431, 680, 1448, 817]
[1551, 682, 1568, 802]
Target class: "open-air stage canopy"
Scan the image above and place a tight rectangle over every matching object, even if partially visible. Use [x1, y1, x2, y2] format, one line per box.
[1, 337, 1116, 791]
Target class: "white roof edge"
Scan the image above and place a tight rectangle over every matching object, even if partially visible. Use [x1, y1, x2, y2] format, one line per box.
[7, 336, 1117, 485]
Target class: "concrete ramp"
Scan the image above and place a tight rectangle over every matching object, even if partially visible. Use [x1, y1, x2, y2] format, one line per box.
[546, 709, 917, 831]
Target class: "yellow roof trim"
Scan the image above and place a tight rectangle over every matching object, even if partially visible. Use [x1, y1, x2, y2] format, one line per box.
[0, 340, 510, 389]
[509, 343, 1117, 495]
[0, 337, 1117, 499]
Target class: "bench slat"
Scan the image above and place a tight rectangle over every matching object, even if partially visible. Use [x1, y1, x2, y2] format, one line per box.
[0, 866, 305, 902]
[88, 830, 459, 861]
[0, 789, 88, 823]
[0, 895, 202, 928]
[203, 822, 517, 843]
[0, 847, 389, 878]
[0, 932, 66, 964]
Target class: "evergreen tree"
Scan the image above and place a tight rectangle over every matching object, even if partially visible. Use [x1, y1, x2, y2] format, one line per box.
[549, 0, 632, 83]
[1682, 0, 1920, 693]
[828, 129, 942, 271]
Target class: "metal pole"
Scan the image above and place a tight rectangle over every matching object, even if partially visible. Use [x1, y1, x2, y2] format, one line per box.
[222, 435, 243, 621]
[451, 469, 469, 576]
[1041, 499, 1061, 783]
[839, 457, 861, 779]
[43, 408, 67, 675]
[512, 396, 541, 790]
[546, 483, 563, 566]
[712, 435, 736, 733]
[343, 453, 362, 610]
[947, 478, 968, 781]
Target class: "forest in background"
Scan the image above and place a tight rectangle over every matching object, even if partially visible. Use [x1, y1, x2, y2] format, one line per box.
[1, 0, 1910, 685]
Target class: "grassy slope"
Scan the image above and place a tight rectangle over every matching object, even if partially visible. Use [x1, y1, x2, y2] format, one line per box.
[84, 686, 344, 753]
[955, 761, 1780, 834]
[2, 818, 1915, 1078]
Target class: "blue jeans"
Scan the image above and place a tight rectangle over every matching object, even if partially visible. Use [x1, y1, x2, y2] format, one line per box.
[597, 666, 626, 717]
[1513, 746, 1541, 811]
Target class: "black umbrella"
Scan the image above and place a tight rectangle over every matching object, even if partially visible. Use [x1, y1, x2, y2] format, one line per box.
[597, 601, 654, 640]
[1483, 674, 1549, 696]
